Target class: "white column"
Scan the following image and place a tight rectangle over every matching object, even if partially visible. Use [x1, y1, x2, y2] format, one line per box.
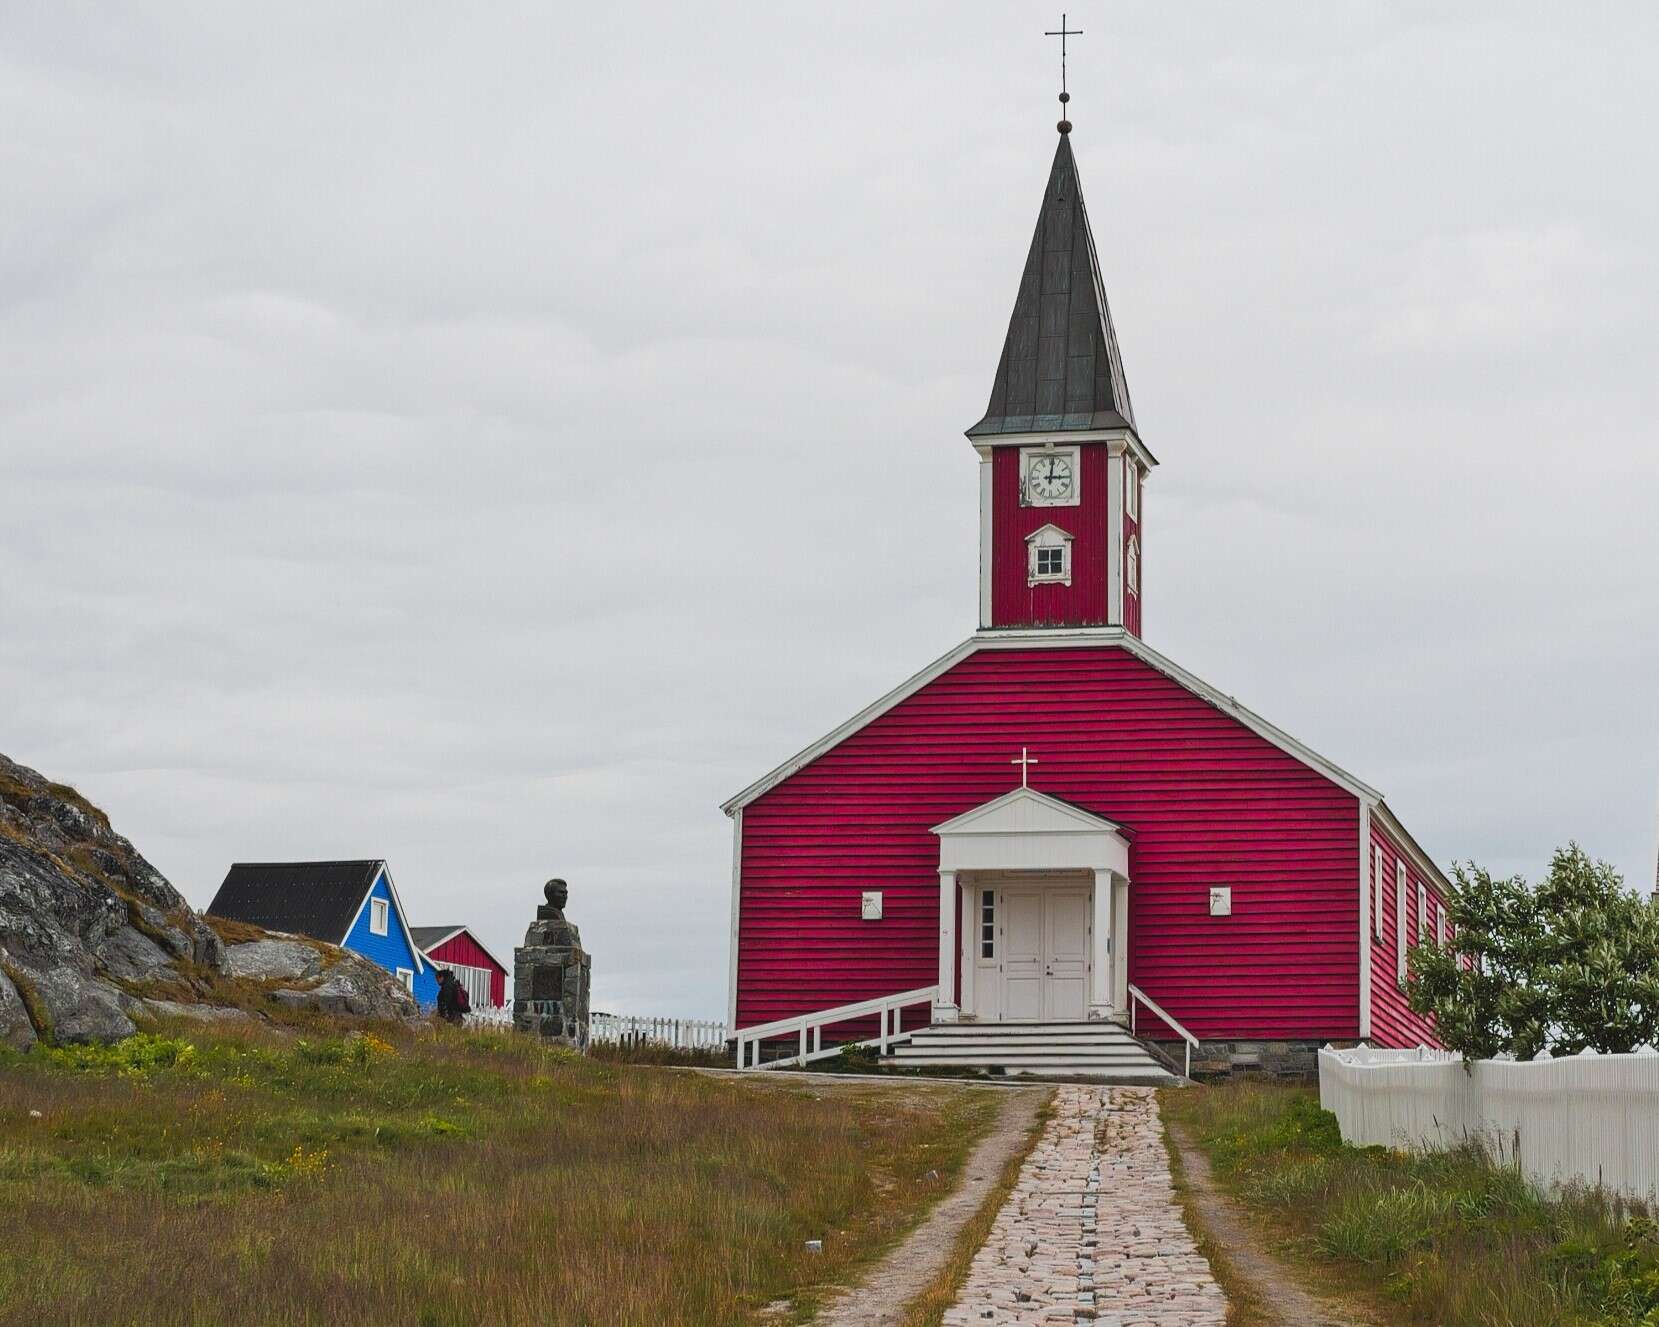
[933, 869, 960, 1023]
[1089, 868, 1115, 1020]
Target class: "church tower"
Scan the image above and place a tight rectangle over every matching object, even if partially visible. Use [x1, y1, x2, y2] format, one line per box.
[969, 117, 1154, 636]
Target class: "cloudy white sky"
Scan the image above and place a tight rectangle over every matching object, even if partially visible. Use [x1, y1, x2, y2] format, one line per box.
[3, 4, 1656, 1017]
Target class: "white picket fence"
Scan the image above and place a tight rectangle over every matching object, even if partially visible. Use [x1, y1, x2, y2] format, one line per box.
[1319, 1044, 1659, 1203]
[589, 1011, 728, 1051]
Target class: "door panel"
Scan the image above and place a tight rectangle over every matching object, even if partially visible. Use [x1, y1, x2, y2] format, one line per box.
[1044, 890, 1090, 1020]
[1000, 891, 1042, 1020]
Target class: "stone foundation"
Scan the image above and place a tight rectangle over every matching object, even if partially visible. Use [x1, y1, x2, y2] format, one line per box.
[1156, 1038, 1331, 1080]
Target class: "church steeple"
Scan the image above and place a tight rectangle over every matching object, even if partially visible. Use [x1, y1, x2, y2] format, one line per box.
[969, 119, 1153, 640]
[967, 129, 1137, 439]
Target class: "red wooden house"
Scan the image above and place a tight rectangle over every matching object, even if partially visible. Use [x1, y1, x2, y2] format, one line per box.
[722, 119, 1451, 1077]
[411, 926, 508, 1012]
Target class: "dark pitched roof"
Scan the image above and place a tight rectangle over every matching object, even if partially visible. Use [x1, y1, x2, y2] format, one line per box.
[967, 130, 1138, 439]
[207, 860, 385, 944]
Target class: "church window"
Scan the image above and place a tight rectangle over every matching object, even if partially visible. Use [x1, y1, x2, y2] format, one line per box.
[1125, 460, 1138, 518]
[1026, 524, 1073, 586]
[979, 889, 995, 959]
[1418, 883, 1428, 943]
[1437, 901, 1447, 946]
[1373, 846, 1386, 941]
[1127, 537, 1140, 594]
[1395, 862, 1409, 983]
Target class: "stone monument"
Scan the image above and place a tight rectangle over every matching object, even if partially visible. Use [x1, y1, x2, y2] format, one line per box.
[512, 878, 592, 1049]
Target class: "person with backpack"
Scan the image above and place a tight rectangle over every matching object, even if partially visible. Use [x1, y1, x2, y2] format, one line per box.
[435, 969, 467, 1025]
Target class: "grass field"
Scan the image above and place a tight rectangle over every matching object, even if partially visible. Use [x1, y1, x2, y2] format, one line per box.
[0, 1021, 999, 1326]
[1162, 1081, 1659, 1327]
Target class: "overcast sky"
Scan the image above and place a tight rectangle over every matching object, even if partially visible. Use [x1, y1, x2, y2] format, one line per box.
[3, 4, 1656, 1018]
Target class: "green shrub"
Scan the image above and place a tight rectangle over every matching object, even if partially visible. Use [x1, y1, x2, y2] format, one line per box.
[42, 1033, 196, 1076]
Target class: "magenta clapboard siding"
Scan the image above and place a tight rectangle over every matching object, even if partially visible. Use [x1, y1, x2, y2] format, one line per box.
[1368, 820, 1446, 1049]
[735, 644, 1362, 1041]
[991, 444, 1111, 627]
[424, 931, 507, 1008]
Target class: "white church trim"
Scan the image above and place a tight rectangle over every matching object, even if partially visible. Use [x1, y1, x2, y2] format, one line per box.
[929, 787, 1130, 1024]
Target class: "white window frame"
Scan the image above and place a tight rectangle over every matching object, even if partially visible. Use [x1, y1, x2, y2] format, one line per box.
[1019, 445, 1082, 508]
[394, 966, 414, 992]
[369, 897, 390, 936]
[1125, 458, 1138, 519]
[1126, 536, 1139, 594]
[1395, 862, 1409, 983]
[1025, 524, 1074, 587]
[1372, 845, 1386, 941]
[1418, 883, 1428, 945]
[440, 961, 496, 1010]
[1437, 901, 1447, 946]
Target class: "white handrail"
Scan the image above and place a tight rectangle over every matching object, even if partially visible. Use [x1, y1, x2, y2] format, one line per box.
[1127, 983, 1199, 1079]
[733, 985, 938, 1070]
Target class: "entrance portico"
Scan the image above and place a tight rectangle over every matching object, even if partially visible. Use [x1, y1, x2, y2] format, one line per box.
[930, 787, 1130, 1024]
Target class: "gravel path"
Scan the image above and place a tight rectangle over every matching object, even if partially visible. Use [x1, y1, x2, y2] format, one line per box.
[1165, 1123, 1372, 1326]
[943, 1086, 1227, 1326]
[812, 1086, 1050, 1327]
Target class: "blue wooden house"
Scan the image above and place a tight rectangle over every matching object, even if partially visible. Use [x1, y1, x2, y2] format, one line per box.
[208, 859, 438, 1007]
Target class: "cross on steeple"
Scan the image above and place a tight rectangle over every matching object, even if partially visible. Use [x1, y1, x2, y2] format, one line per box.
[1045, 13, 1083, 132]
[1011, 747, 1040, 788]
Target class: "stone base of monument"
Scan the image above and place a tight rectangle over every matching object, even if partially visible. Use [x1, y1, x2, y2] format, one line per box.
[513, 878, 592, 1050]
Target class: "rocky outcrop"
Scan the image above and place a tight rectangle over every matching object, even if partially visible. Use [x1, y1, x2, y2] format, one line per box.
[0, 752, 419, 1044]
[222, 933, 419, 1020]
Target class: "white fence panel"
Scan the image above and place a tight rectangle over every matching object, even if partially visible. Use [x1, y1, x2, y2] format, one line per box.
[589, 1012, 728, 1051]
[1319, 1045, 1659, 1203]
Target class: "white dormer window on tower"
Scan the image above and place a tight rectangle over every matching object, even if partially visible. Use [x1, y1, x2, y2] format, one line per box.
[1026, 524, 1073, 586]
[1126, 536, 1140, 595]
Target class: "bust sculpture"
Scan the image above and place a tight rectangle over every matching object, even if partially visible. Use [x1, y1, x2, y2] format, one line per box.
[514, 876, 590, 1049]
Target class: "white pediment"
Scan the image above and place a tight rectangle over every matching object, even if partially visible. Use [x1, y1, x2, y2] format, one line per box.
[931, 786, 1122, 837]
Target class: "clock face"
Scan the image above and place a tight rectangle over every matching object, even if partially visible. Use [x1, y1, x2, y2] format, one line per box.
[1028, 454, 1074, 501]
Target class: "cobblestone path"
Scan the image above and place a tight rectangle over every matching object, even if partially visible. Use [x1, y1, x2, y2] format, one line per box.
[942, 1086, 1226, 1326]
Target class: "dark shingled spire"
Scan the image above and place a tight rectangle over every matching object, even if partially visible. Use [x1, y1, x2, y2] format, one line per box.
[967, 131, 1137, 438]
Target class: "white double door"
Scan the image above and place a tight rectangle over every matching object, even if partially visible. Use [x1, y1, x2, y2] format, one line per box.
[999, 886, 1090, 1022]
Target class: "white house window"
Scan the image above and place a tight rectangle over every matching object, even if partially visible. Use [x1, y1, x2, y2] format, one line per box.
[1372, 845, 1386, 941]
[1126, 536, 1140, 594]
[1026, 524, 1073, 586]
[370, 897, 389, 936]
[1418, 883, 1428, 943]
[1125, 460, 1138, 518]
[979, 889, 995, 959]
[1437, 901, 1447, 946]
[394, 967, 414, 992]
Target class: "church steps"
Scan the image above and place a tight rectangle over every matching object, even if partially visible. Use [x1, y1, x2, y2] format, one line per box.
[885, 1019, 1182, 1083]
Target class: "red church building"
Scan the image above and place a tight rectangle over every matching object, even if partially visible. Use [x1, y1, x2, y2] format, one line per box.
[722, 113, 1451, 1077]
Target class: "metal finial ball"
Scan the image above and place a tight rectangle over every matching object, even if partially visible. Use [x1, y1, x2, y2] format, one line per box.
[1057, 119, 1072, 134]
[1059, 91, 1070, 104]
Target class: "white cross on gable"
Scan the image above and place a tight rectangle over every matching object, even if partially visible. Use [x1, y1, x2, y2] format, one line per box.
[1011, 747, 1039, 788]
